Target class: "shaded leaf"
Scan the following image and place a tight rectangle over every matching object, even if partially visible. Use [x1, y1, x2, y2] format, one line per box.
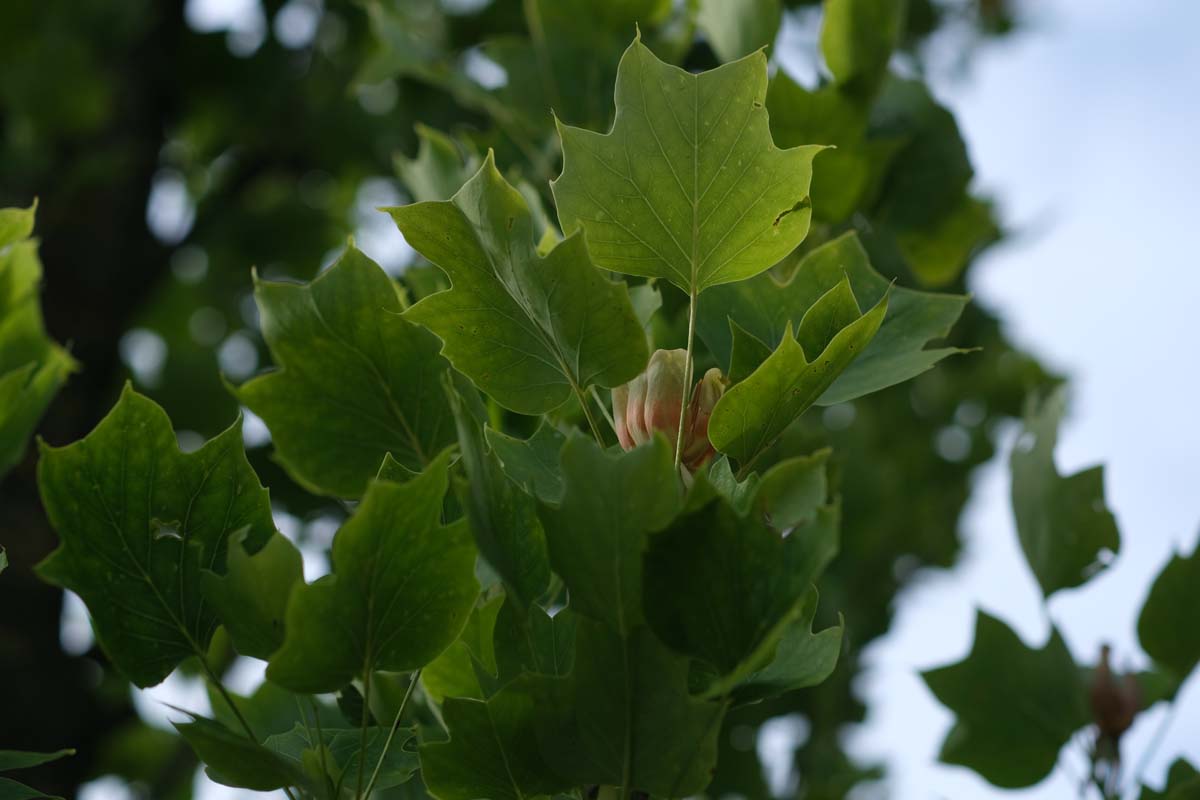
[37, 386, 274, 687]
[267, 450, 479, 693]
[733, 589, 843, 704]
[538, 435, 680, 634]
[422, 595, 504, 703]
[1138, 543, 1200, 682]
[820, 0, 904, 94]
[395, 123, 479, 203]
[389, 154, 647, 415]
[485, 423, 567, 504]
[201, 529, 303, 661]
[0, 778, 63, 800]
[1011, 387, 1120, 597]
[0, 750, 73, 771]
[265, 723, 419, 792]
[697, 233, 967, 405]
[553, 36, 821, 295]
[696, 0, 782, 62]
[174, 713, 312, 791]
[923, 611, 1088, 788]
[708, 279, 887, 466]
[421, 685, 570, 800]
[1141, 759, 1200, 800]
[233, 244, 453, 498]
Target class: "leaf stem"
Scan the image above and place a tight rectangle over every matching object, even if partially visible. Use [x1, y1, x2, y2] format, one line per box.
[310, 697, 330, 799]
[363, 670, 421, 799]
[199, 657, 299, 800]
[356, 668, 373, 799]
[589, 385, 617, 433]
[674, 289, 698, 471]
[573, 383, 606, 445]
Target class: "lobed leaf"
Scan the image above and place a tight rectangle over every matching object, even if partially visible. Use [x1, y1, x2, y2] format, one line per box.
[267, 449, 479, 693]
[37, 386, 274, 687]
[174, 713, 313, 792]
[553, 35, 822, 296]
[233, 244, 453, 498]
[389, 154, 648, 415]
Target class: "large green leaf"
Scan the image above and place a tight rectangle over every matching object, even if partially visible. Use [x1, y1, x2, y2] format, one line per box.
[395, 123, 480, 203]
[553, 36, 822, 295]
[233, 244, 453, 498]
[820, 0, 904, 94]
[267, 449, 479, 693]
[201, 529, 303, 661]
[0, 750, 73, 771]
[446, 378, 551, 609]
[1138, 544, 1200, 682]
[643, 485, 839, 692]
[1011, 387, 1120, 597]
[265, 723, 420, 792]
[698, 233, 967, 405]
[485, 423, 567, 504]
[708, 278, 887, 467]
[0, 780, 62, 800]
[538, 435, 680, 635]
[388, 154, 648, 415]
[696, 0, 782, 62]
[733, 588, 843, 705]
[0, 202, 77, 478]
[923, 611, 1088, 788]
[174, 714, 313, 792]
[422, 595, 504, 703]
[37, 386, 275, 687]
[421, 685, 570, 800]
[536, 620, 726, 796]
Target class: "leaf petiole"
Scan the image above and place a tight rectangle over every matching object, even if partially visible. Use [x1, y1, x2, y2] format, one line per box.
[362, 670, 421, 799]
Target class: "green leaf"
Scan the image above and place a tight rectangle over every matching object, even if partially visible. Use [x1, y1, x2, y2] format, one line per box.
[174, 713, 313, 791]
[266, 449, 479, 693]
[696, 0, 782, 62]
[266, 723, 420, 791]
[1011, 387, 1120, 597]
[388, 154, 648, 415]
[710, 449, 832, 532]
[0, 205, 78, 478]
[536, 620, 726, 796]
[0, 778, 62, 800]
[538, 435, 681, 634]
[820, 0, 904, 94]
[493, 599, 576, 683]
[0, 548, 6, 575]
[0, 750, 74, 771]
[708, 279, 887, 466]
[233, 244, 454, 498]
[553, 36, 822, 295]
[485, 423, 567, 504]
[733, 589, 843, 704]
[37, 386, 275, 687]
[447, 377, 551, 608]
[922, 611, 1088, 788]
[395, 123, 479, 203]
[422, 595, 504, 703]
[201, 529, 303, 660]
[1138, 543, 1200, 682]
[698, 233, 968, 406]
[643, 487, 839, 690]
[421, 685, 570, 800]
[1141, 759, 1200, 800]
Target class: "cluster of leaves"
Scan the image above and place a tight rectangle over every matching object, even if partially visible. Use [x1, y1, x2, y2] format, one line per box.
[924, 387, 1200, 799]
[19, 25, 986, 797]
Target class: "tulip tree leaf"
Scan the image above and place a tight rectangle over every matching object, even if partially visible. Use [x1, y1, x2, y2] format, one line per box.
[0, 750, 74, 771]
[709, 448, 831, 532]
[421, 685, 570, 800]
[485, 423, 567, 505]
[1138, 544, 1200, 682]
[0, 548, 6, 576]
[266, 449, 479, 693]
[538, 435, 681, 635]
[36, 386, 275, 688]
[733, 588, 843, 705]
[0, 778, 63, 800]
[395, 123, 479, 203]
[536, 620, 726, 796]
[422, 595, 505, 703]
[644, 487, 839, 691]
[698, 233, 967, 405]
[1011, 387, 1120, 597]
[922, 611, 1088, 789]
[553, 36, 822, 295]
[446, 377, 551, 609]
[696, 0, 782, 62]
[708, 278, 887, 466]
[265, 724, 419, 791]
[174, 714, 313, 792]
[388, 154, 648, 416]
[233, 244, 453, 499]
[1, 203, 78, 478]
[201, 529, 303, 661]
[1140, 759, 1200, 800]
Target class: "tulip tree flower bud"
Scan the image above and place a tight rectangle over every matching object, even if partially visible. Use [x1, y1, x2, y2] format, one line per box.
[1089, 644, 1140, 763]
[612, 349, 726, 471]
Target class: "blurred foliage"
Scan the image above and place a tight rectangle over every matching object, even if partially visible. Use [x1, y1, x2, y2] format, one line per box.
[0, 0, 1038, 797]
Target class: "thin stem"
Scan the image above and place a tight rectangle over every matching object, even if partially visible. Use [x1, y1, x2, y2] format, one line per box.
[200, 658, 299, 800]
[310, 697, 330, 799]
[674, 289, 698, 470]
[574, 384, 606, 445]
[1131, 700, 1181, 794]
[363, 670, 421, 799]
[589, 385, 617, 433]
[356, 668, 373, 799]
